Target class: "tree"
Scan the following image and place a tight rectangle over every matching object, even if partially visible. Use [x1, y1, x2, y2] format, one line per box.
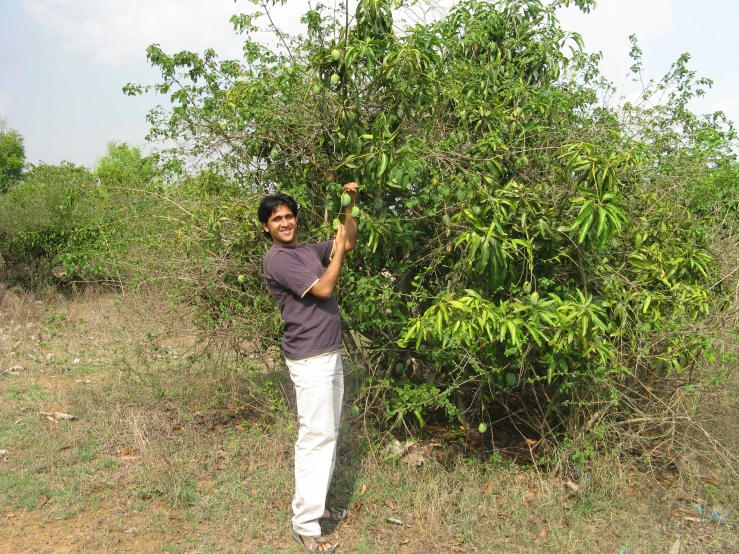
[126, 0, 732, 441]
[95, 141, 158, 187]
[0, 118, 25, 192]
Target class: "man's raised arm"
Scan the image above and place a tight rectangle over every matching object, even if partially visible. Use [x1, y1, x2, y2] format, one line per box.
[341, 182, 359, 252]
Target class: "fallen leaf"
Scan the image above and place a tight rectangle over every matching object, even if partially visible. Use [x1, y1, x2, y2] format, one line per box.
[358, 483, 367, 496]
[678, 507, 702, 517]
[538, 527, 548, 539]
[483, 482, 494, 496]
[668, 509, 682, 518]
[384, 498, 395, 510]
[386, 517, 404, 526]
[668, 538, 681, 554]
[524, 491, 536, 503]
[39, 411, 76, 421]
[3, 512, 16, 519]
[565, 480, 581, 493]
[684, 517, 702, 523]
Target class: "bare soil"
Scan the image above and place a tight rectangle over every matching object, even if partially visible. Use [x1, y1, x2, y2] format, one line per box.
[0, 287, 736, 553]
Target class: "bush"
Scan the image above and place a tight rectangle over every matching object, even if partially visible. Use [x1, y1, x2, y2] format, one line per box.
[0, 163, 100, 281]
[0, 120, 25, 192]
[127, 0, 736, 444]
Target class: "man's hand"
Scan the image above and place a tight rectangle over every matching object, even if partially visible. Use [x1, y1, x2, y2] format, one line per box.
[334, 222, 347, 254]
[310, 223, 348, 300]
[342, 182, 359, 204]
[341, 182, 359, 251]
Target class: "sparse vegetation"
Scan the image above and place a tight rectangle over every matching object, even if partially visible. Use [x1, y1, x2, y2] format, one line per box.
[1, 0, 738, 551]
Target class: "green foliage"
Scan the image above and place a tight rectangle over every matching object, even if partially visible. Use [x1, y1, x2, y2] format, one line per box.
[0, 152, 174, 287]
[128, 0, 734, 438]
[95, 141, 158, 187]
[0, 163, 101, 281]
[0, 119, 25, 192]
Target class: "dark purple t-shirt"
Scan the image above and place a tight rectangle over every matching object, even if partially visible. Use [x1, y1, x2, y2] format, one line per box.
[263, 241, 343, 361]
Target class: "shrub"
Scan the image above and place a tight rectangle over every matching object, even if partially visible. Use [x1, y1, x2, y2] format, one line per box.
[127, 0, 735, 442]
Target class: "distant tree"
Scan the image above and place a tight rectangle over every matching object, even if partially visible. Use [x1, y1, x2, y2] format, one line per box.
[0, 118, 25, 192]
[95, 141, 158, 187]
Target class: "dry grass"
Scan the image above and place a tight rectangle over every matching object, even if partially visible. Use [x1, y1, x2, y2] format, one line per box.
[0, 287, 737, 553]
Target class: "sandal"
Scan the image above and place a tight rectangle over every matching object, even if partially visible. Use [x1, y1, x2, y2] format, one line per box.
[320, 506, 348, 524]
[289, 521, 338, 553]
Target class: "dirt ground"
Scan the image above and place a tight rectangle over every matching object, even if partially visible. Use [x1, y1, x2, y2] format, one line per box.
[0, 287, 737, 553]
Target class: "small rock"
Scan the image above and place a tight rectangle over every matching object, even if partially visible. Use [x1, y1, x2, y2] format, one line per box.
[73, 357, 80, 364]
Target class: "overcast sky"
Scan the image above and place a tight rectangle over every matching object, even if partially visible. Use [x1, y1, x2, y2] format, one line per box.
[0, 0, 737, 168]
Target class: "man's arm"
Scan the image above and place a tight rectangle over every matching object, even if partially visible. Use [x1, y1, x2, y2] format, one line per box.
[309, 224, 348, 300]
[342, 182, 359, 252]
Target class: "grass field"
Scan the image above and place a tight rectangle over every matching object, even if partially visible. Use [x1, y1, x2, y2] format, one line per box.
[0, 287, 736, 553]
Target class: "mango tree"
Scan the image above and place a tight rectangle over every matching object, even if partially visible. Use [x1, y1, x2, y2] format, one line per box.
[126, 0, 730, 443]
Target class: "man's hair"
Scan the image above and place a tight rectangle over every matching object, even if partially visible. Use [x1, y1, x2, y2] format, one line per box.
[258, 193, 299, 238]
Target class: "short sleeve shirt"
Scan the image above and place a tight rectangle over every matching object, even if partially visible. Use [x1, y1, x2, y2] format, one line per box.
[263, 241, 343, 360]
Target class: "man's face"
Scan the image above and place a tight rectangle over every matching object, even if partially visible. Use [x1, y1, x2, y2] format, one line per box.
[262, 204, 298, 246]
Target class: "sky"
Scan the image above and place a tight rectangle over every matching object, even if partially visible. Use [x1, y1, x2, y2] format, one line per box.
[0, 0, 737, 168]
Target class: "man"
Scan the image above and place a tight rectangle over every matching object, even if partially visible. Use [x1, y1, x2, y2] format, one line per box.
[258, 183, 358, 553]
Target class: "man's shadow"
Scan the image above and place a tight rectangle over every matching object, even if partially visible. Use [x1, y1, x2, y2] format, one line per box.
[321, 365, 370, 535]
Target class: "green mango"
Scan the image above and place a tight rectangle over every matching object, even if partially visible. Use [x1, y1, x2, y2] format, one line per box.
[351, 205, 360, 218]
[478, 422, 488, 433]
[506, 373, 517, 387]
[332, 218, 341, 230]
[330, 73, 340, 85]
[530, 291, 539, 306]
[331, 49, 341, 62]
[341, 192, 352, 208]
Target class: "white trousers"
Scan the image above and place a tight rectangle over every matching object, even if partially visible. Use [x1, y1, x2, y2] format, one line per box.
[286, 351, 344, 536]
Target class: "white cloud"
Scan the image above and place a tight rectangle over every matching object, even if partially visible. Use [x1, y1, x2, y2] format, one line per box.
[22, 0, 259, 64]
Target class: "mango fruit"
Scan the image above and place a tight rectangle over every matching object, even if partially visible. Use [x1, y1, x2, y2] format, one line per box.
[530, 291, 539, 306]
[341, 192, 352, 208]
